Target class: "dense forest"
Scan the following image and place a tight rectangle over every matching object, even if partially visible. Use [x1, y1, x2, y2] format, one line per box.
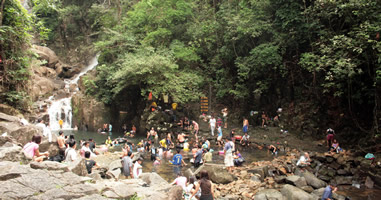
[1, 0, 380, 146]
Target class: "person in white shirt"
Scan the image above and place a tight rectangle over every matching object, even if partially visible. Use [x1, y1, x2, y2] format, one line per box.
[133, 158, 143, 179]
[296, 152, 311, 172]
[209, 116, 216, 136]
[81, 142, 96, 158]
[36, 119, 52, 142]
[65, 140, 77, 163]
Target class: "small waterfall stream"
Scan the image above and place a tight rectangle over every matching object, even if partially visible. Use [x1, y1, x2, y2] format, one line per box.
[48, 56, 98, 130]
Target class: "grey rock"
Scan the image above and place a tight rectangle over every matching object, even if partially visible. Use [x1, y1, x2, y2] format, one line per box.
[285, 175, 307, 188]
[335, 176, 353, 185]
[108, 159, 122, 171]
[365, 176, 374, 189]
[281, 184, 313, 200]
[303, 171, 327, 189]
[337, 169, 349, 175]
[106, 168, 121, 180]
[300, 185, 314, 193]
[254, 189, 285, 200]
[30, 161, 69, 171]
[68, 157, 87, 176]
[0, 142, 29, 163]
[74, 194, 110, 200]
[251, 174, 262, 183]
[248, 166, 268, 181]
[197, 165, 237, 184]
[168, 185, 183, 200]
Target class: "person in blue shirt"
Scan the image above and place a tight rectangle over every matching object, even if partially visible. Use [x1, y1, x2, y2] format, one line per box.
[217, 125, 223, 147]
[321, 184, 337, 200]
[170, 149, 187, 174]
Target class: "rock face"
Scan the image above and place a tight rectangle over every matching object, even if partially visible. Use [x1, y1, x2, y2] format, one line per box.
[0, 161, 97, 200]
[30, 161, 69, 171]
[281, 184, 313, 200]
[71, 93, 111, 132]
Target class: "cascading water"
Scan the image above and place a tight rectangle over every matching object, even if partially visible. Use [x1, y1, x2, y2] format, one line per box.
[48, 56, 98, 130]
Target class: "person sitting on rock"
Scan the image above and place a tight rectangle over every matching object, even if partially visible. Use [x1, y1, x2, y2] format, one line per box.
[330, 139, 343, 154]
[81, 142, 96, 158]
[185, 176, 200, 200]
[240, 132, 250, 147]
[84, 151, 98, 174]
[23, 135, 49, 162]
[65, 140, 77, 163]
[233, 150, 245, 167]
[296, 152, 311, 172]
[171, 172, 187, 191]
[321, 183, 337, 200]
[203, 149, 213, 163]
[105, 136, 112, 147]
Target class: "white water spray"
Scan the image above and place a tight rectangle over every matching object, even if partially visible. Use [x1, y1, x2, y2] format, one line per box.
[48, 56, 98, 130]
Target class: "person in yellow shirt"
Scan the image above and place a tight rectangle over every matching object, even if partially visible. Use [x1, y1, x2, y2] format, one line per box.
[59, 119, 63, 129]
[159, 139, 167, 149]
[105, 136, 112, 147]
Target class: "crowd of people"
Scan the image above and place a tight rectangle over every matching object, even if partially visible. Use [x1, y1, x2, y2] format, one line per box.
[22, 105, 346, 200]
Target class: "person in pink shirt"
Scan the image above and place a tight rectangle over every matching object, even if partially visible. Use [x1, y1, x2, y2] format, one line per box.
[171, 172, 187, 191]
[23, 135, 49, 162]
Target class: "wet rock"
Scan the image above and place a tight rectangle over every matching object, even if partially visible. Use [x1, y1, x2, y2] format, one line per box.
[368, 172, 381, 187]
[68, 158, 88, 176]
[254, 189, 285, 200]
[365, 176, 374, 189]
[334, 176, 353, 185]
[30, 161, 69, 171]
[281, 184, 313, 200]
[317, 175, 331, 182]
[300, 185, 314, 193]
[250, 174, 262, 183]
[327, 168, 336, 177]
[168, 185, 183, 200]
[302, 171, 327, 189]
[326, 157, 334, 163]
[274, 175, 287, 184]
[248, 166, 268, 181]
[285, 175, 307, 188]
[337, 169, 349, 175]
[329, 161, 341, 170]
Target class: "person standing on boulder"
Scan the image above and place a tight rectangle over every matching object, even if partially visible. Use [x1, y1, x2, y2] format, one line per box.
[133, 158, 143, 179]
[224, 138, 234, 173]
[65, 140, 77, 163]
[321, 184, 337, 200]
[209, 116, 216, 136]
[122, 151, 133, 178]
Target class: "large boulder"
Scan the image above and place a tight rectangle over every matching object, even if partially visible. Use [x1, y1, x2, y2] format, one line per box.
[248, 166, 268, 181]
[68, 158, 88, 176]
[0, 142, 29, 163]
[254, 189, 285, 200]
[197, 165, 237, 184]
[302, 171, 327, 189]
[281, 184, 314, 200]
[106, 168, 122, 180]
[285, 175, 307, 188]
[31, 45, 59, 68]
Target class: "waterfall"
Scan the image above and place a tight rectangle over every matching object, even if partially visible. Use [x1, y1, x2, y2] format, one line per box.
[48, 56, 98, 131]
[21, 0, 32, 13]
